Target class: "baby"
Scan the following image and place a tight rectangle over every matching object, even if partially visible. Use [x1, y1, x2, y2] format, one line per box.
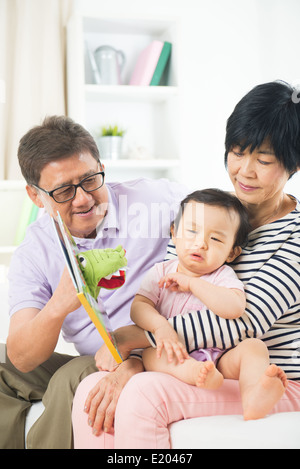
[131, 189, 287, 420]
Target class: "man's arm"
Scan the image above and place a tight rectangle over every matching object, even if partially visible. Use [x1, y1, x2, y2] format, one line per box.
[7, 267, 81, 372]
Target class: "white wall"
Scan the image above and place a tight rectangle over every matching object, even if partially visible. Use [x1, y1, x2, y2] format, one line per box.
[75, 0, 300, 196]
[0, 0, 8, 179]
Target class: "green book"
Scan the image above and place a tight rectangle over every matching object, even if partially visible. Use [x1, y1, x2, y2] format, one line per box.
[150, 41, 172, 86]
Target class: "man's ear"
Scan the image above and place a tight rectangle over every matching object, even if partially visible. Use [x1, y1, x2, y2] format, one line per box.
[226, 245, 242, 263]
[26, 185, 44, 209]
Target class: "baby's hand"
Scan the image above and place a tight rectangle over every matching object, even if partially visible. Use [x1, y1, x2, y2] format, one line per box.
[154, 322, 189, 363]
[159, 272, 192, 293]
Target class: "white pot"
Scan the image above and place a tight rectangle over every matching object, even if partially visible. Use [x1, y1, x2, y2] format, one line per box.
[98, 136, 123, 160]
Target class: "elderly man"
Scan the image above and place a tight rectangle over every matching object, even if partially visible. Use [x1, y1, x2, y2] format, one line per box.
[0, 116, 187, 448]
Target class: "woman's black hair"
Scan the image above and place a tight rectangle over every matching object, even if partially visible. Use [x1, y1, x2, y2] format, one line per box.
[225, 81, 300, 175]
[173, 188, 251, 248]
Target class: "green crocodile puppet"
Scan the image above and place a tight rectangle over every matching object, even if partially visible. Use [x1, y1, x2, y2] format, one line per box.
[77, 245, 127, 299]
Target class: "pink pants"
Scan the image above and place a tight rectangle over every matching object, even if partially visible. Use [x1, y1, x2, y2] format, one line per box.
[72, 371, 300, 449]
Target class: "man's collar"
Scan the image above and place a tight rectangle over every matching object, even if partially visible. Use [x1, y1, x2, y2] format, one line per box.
[71, 185, 120, 248]
[96, 184, 120, 237]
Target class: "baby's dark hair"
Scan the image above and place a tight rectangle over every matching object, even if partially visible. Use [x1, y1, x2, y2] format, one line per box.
[173, 188, 251, 248]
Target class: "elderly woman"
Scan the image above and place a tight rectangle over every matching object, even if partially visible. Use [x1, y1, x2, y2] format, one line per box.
[72, 81, 300, 448]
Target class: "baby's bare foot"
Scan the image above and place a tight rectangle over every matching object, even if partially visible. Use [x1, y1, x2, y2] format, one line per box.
[196, 361, 224, 390]
[243, 364, 287, 420]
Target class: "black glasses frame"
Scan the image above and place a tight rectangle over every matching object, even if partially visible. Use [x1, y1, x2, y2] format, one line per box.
[33, 171, 105, 203]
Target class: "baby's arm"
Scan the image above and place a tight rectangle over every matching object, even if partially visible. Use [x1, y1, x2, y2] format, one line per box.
[159, 272, 246, 319]
[130, 294, 189, 362]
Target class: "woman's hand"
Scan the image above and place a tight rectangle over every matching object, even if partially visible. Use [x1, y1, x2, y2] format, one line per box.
[84, 358, 144, 436]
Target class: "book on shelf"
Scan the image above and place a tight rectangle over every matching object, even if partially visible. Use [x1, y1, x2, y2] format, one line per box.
[130, 40, 172, 87]
[52, 211, 123, 363]
[150, 41, 172, 86]
[129, 40, 163, 86]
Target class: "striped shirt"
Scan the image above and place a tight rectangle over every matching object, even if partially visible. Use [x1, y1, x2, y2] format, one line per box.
[146, 197, 300, 381]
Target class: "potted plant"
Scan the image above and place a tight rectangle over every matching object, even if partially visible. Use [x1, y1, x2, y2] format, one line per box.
[97, 125, 126, 160]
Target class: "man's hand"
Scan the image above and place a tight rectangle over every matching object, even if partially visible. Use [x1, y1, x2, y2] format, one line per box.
[94, 344, 123, 372]
[52, 266, 81, 316]
[154, 322, 189, 363]
[94, 324, 150, 372]
[84, 358, 144, 436]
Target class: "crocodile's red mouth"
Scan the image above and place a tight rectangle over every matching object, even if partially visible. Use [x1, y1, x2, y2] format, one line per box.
[98, 270, 126, 290]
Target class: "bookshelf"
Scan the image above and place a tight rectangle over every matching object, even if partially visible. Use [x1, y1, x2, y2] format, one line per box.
[0, 14, 182, 269]
[66, 13, 182, 181]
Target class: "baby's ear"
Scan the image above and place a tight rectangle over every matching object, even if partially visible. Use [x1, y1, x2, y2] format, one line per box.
[226, 245, 242, 263]
[170, 222, 177, 245]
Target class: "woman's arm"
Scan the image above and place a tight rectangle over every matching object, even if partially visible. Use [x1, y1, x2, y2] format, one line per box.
[160, 272, 246, 319]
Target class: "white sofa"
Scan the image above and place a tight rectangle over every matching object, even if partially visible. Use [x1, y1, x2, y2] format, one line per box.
[1, 279, 299, 449]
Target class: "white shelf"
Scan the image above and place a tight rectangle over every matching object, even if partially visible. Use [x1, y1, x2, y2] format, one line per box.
[0, 246, 16, 254]
[103, 158, 180, 168]
[0, 179, 25, 190]
[67, 13, 181, 181]
[85, 84, 179, 103]
[82, 15, 178, 37]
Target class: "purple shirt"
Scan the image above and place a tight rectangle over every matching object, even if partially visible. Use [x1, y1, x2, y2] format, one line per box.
[8, 178, 188, 355]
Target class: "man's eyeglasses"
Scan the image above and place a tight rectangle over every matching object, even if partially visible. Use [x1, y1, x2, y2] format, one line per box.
[33, 171, 105, 203]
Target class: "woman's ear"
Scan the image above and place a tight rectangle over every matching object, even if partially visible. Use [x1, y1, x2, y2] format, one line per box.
[26, 185, 44, 209]
[226, 245, 242, 263]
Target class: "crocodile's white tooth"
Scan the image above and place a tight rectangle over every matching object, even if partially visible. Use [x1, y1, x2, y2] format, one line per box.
[104, 274, 113, 280]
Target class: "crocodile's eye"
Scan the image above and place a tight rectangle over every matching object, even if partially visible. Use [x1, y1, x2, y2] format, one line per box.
[79, 256, 87, 268]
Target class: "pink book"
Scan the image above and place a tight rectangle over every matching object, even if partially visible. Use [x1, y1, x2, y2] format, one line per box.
[129, 40, 164, 86]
